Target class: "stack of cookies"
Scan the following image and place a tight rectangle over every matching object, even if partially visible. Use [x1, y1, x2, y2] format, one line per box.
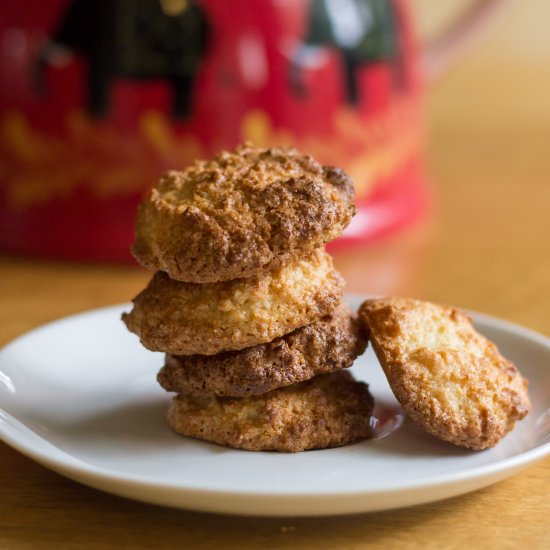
[123, 143, 374, 452]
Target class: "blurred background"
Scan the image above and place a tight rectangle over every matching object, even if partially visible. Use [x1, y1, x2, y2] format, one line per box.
[338, 0, 550, 324]
[0, 0, 549, 334]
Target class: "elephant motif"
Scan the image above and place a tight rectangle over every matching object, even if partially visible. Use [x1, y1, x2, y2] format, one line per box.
[290, 0, 406, 105]
[34, 0, 209, 118]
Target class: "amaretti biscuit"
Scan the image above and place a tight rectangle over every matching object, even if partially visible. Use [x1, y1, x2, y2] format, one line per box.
[359, 297, 530, 450]
[158, 303, 367, 397]
[132, 143, 356, 283]
[167, 371, 374, 452]
[122, 249, 344, 355]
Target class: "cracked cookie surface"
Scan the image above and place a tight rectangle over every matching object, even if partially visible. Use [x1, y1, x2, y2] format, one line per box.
[359, 297, 530, 450]
[167, 371, 374, 452]
[132, 143, 356, 283]
[158, 303, 367, 397]
[123, 249, 344, 355]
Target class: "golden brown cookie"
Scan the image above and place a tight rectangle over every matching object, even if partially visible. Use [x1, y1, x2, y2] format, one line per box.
[132, 143, 356, 283]
[158, 303, 367, 397]
[359, 297, 530, 450]
[166, 371, 374, 452]
[122, 249, 344, 355]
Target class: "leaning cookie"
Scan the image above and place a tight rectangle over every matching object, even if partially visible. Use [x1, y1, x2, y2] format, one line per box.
[132, 143, 356, 283]
[359, 297, 530, 450]
[122, 249, 344, 356]
[167, 371, 374, 452]
[158, 303, 367, 397]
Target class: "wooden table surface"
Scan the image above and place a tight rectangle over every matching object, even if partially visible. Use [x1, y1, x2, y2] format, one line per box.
[2, 17, 550, 550]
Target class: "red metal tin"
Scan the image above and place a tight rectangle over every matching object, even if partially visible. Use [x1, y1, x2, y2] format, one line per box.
[0, 0, 428, 262]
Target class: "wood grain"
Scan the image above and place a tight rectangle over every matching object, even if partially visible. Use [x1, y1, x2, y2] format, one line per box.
[2, 4, 550, 547]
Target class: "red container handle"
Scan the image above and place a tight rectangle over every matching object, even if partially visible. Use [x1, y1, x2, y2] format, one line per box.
[421, 0, 513, 81]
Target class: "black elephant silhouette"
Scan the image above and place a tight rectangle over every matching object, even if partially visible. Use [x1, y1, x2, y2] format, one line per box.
[34, 0, 209, 118]
[290, 0, 406, 105]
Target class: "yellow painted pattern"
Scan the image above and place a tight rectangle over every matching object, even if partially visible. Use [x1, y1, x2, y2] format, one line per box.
[0, 98, 420, 209]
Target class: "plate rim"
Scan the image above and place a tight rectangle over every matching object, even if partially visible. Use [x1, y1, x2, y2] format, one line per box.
[1, 299, 550, 515]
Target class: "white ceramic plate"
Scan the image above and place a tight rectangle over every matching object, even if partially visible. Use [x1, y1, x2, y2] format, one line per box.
[1, 297, 549, 517]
